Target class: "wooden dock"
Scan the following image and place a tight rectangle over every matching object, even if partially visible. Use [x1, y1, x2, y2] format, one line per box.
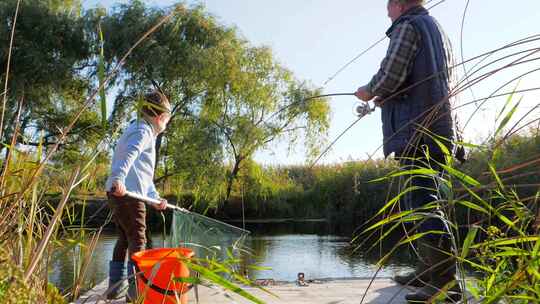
[75, 278, 416, 304]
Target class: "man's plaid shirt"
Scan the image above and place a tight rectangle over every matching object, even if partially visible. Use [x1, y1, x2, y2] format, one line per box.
[366, 21, 419, 97]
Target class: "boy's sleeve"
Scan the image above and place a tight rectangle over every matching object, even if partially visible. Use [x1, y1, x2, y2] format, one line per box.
[148, 183, 160, 200]
[109, 126, 152, 184]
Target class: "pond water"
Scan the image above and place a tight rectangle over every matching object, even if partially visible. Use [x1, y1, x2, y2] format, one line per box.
[49, 220, 414, 293]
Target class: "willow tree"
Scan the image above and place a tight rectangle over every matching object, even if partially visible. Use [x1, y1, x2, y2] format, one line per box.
[0, 0, 97, 163]
[201, 44, 330, 206]
[92, 1, 236, 124]
[90, 1, 235, 186]
[90, 1, 330, 206]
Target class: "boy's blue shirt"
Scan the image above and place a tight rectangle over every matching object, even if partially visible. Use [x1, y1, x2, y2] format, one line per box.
[105, 119, 160, 199]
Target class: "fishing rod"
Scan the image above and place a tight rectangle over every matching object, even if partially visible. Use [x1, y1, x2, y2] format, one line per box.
[119, 190, 251, 234]
[301, 2, 451, 165]
[305, 93, 356, 100]
[322, 0, 448, 88]
[266, 92, 357, 123]
[309, 35, 540, 165]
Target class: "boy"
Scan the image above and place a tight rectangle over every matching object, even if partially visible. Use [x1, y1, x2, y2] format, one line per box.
[105, 90, 170, 300]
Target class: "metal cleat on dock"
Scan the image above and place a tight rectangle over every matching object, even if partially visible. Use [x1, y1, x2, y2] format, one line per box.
[296, 272, 308, 287]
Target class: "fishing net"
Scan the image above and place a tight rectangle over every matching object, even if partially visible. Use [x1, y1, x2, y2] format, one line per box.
[169, 209, 250, 260]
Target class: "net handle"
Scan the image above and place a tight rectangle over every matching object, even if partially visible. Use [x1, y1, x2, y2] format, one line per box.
[124, 190, 251, 235]
[124, 190, 187, 212]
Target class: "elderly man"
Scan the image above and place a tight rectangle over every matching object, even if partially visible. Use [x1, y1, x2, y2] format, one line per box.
[355, 0, 461, 302]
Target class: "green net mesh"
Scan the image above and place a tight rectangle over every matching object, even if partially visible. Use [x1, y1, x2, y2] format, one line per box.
[169, 210, 249, 260]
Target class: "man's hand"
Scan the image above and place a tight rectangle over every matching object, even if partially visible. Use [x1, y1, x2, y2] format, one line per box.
[355, 86, 374, 102]
[153, 198, 168, 211]
[111, 180, 126, 197]
[373, 96, 384, 107]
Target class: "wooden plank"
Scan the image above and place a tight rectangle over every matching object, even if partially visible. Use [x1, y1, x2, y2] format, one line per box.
[190, 278, 411, 304]
[74, 278, 413, 304]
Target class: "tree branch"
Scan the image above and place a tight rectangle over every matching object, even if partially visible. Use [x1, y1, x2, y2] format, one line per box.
[154, 171, 182, 184]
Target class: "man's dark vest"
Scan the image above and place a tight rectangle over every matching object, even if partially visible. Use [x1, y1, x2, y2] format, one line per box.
[380, 6, 454, 157]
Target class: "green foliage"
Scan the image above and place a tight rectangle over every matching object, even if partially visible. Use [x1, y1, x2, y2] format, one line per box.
[162, 116, 226, 203]
[81, 1, 332, 207]
[348, 128, 540, 303]
[0, 248, 40, 304]
[2, 1, 539, 303]
[97, 22, 107, 130]
[211, 159, 398, 221]
[0, 0, 99, 164]
[1, 1, 329, 302]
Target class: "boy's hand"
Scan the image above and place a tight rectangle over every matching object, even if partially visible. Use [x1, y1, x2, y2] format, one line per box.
[153, 198, 168, 211]
[111, 180, 126, 197]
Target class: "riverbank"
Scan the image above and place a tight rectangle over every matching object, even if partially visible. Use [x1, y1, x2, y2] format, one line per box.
[60, 197, 348, 232]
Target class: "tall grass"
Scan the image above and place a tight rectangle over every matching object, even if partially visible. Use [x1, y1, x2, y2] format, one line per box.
[220, 135, 536, 228]
[0, 137, 100, 303]
[0, 3, 176, 301]
[345, 29, 540, 302]
[212, 28, 540, 304]
[0, 4, 266, 304]
[2, 2, 539, 304]
[352, 132, 540, 303]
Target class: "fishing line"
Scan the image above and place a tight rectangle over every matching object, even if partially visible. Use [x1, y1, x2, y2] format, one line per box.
[459, 0, 475, 102]
[323, 37, 386, 87]
[312, 34, 540, 165]
[322, 0, 447, 88]
[265, 92, 356, 124]
[259, 0, 457, 166]
[300, 0, 451, 165]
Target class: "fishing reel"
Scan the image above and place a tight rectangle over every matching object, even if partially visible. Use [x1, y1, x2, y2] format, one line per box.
[353, 101, 374, 118]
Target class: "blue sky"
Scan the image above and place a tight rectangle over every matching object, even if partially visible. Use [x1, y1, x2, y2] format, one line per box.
[83, 0, 540, 165]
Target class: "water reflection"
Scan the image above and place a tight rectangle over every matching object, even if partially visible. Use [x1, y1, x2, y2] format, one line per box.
[240, 221, 414, 281]
[50, 221, 414, 293]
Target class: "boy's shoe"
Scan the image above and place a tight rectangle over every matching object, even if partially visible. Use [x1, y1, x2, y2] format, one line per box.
[107, 261, 127, 300]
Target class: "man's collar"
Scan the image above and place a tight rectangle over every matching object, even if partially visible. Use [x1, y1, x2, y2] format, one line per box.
[386, 5, 428, 37]
[401, 5, 428, 18]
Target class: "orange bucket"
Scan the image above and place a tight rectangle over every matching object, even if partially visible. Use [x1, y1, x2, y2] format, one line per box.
[131, 248, 195, 304]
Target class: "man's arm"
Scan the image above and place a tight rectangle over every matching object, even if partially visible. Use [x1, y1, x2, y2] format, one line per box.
[358, 21, 419, 100]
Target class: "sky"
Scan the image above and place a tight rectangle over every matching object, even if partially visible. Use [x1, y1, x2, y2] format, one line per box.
[83, 0, 540, 165]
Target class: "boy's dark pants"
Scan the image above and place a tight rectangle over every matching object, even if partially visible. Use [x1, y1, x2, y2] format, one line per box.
[107, 194, 147, 262]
